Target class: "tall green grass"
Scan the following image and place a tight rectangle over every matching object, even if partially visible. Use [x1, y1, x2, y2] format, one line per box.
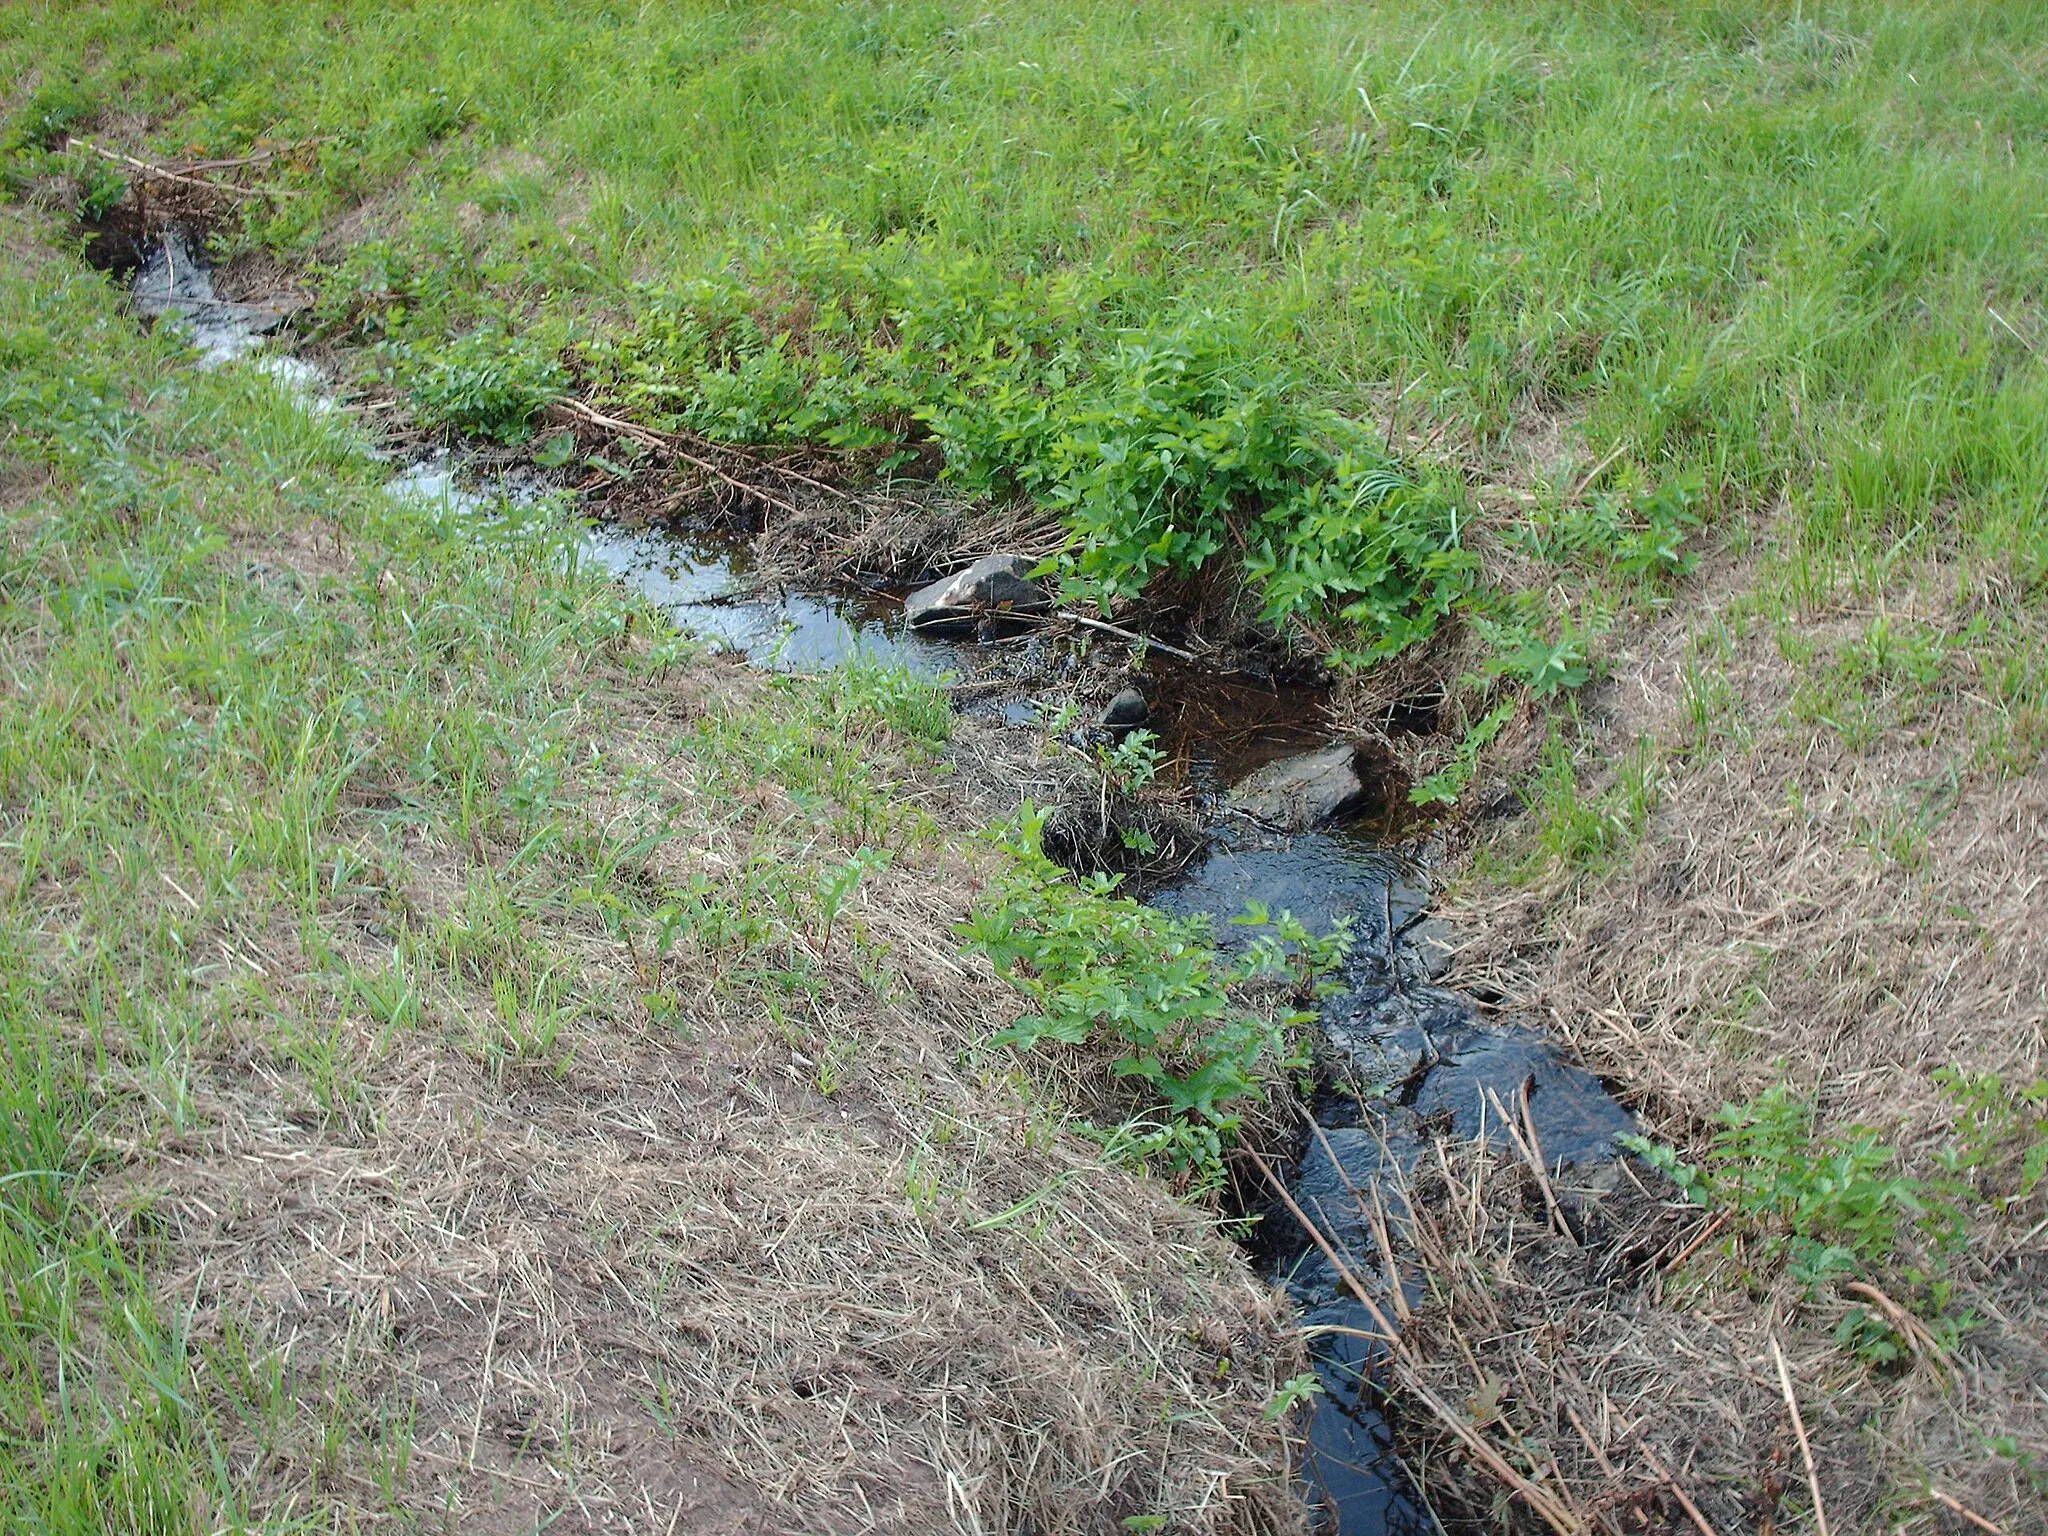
[9, 1, 2046, 649]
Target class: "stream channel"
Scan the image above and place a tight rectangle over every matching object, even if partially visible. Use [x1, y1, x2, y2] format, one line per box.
[126, 233, 1641, 1536]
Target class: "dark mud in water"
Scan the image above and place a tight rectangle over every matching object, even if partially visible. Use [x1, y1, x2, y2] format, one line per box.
[126, 230, 1639, 1536]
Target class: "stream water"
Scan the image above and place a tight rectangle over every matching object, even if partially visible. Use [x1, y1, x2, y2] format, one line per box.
[126, 232, 1640, 1536]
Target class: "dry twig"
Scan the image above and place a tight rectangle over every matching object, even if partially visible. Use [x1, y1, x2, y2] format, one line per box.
[66, 136, 304, 200]
[1770, 1336, 1831, 1536]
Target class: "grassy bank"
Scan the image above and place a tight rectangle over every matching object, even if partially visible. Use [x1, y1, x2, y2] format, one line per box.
[11, 2, 2048, 662]
[0, 217, 1314, 1533]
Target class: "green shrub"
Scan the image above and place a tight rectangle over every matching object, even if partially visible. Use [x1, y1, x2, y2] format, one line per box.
[960, 808, 1344, 1186]
[402, 327, 566, 443]
[583, 240, 1479, 653]
[1623, 1085, 1963, 1294]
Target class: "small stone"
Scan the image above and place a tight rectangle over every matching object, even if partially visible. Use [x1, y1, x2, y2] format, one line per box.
[1397, 916, 1457, 982]
[1099, 687, 1149, 733]
[904, 554, 1049, 632]
[1226, 743, 1367, 831]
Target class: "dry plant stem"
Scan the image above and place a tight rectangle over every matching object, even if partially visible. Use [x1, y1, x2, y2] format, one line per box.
[1926, 1486, 2007, 1535]
[1841, 1281, 1952, 1381]
[1636, 1444, 1723, 1536]
[1485, 1085, 1573, 1244]
[66, 136, 298, 199]
[1245, 1150, 1587, 1536]
[1770, 1336, 1831, 1536]
[1300, 1116, 1410, 1323]
[557, 395, 931, 533]
[1659, 1209, 1733, 1271]
[556, 396, 809, 520]
[1051, 610, 1202, 662]
[1515, 1075, 1574, 1243]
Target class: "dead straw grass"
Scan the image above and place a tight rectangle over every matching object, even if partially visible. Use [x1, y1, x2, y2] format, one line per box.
[1420, 560, 2048, 1532]
[78, 656, 1309, 1535]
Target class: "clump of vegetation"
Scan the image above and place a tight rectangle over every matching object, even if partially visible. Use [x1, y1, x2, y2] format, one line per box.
[962, 808, 1346, 1186]
[398, 325, 566, 442]
[1625, 1087, 1960, 1296]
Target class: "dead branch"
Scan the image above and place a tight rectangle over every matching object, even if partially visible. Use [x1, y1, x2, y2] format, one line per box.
[1770, 1336, 1831, 1536]
[66, 137, 303, 200]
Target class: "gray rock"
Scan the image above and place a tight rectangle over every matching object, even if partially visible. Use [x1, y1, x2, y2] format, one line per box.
[1396, 916, 1457, 982]
[1099, 687, 1149, 733]
[904, 554, 1049, 632]
[1226, 743, 1367, 830]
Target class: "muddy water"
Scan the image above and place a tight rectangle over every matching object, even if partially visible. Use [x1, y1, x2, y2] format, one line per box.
[131, 233, 1638, 1536]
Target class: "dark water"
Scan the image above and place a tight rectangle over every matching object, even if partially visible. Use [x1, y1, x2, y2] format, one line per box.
[135, 233, 1636, 1536]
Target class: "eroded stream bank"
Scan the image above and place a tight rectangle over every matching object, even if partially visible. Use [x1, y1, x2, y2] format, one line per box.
[122, 230, 1644, 1536]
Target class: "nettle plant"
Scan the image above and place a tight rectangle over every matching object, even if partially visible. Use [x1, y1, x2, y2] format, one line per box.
[960, 808, 1347, 1187]
[579, 228, 1479, 649]
[1624, 1084, 1992, 1368]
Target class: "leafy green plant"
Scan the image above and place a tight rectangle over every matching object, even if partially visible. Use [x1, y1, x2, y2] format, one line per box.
[1519, 475, 1702, 585]
[960, 808, 1342, 1185]
[1093, 726, 1165, 795]
[1622, 1085, 1963, 1294]
[1263, 1371, 1326, 1422]
[1410, 700, 1514, 806]
[1478, 611, 1594, 698]
[400, 326, 566, 443]
[1933, 1066, 2048, 1206]
[810, 653, 953, 749]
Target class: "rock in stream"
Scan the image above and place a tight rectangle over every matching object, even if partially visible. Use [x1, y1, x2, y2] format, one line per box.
[1226, 742, 1369, 831]
[903, 553, 1050, 632]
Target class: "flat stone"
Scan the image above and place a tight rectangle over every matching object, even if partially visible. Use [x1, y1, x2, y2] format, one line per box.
[1226, 743, 1367, 831]
[903, 554, 1049, 632]
[1396, 916, 1457, 982]
[1099, 687, 1149, 732]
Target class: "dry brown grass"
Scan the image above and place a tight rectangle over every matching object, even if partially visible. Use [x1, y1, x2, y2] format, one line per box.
[75, 648, 1309, 1535]
[1406, 554, 2048, 1532]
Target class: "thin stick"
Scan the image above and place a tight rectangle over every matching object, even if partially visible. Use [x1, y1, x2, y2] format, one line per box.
[1486, 1085, 1574, 1244]
[1245, 1148, 1400, 1347]
[1770, 1336, 1831, 1536]
[1053, 610, 1201, 662]
[556, 397, 807, 520]
[467, 1291, 504, 1470]
[1639, 1444, 1724, 1536]
[1301, 1114, 1411, 1323]
[66, 137, 298, 200]
[1246, 1150, 1585, 1535]
[1927, 1486, 2006, 1535]
[1516, 1075, 1575, 1244]
[1842, 1280, 1951, 1380]
[1570, 441, 1628, 502]
[1660, 1209, 1733, 1271]
[1562, 1401, 1619, 1481]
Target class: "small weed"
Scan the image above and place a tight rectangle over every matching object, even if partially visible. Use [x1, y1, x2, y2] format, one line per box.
[1623, 1085, 1964, 1298]
[399, 327, 566, 443]
[1932, 1066, 2048, 1207]
[1263, 1371, 1325, 1422]
[1093, 727, 1165, 796]
[1410, 701, 1514, 806]
[960, 808, 1343, 1187]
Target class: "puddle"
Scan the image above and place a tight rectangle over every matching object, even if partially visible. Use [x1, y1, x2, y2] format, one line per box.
[123, 225, 1636, 1536]
[579, 522, 975, 675]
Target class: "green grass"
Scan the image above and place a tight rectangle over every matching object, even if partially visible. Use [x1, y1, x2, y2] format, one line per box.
[8, 0, 2046, 671]
[8, 2, 2048, 1524]
[0, 222, 975, 1530]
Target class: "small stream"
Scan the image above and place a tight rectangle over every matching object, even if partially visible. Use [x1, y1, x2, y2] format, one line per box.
[126, 232, 1640, 1536]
